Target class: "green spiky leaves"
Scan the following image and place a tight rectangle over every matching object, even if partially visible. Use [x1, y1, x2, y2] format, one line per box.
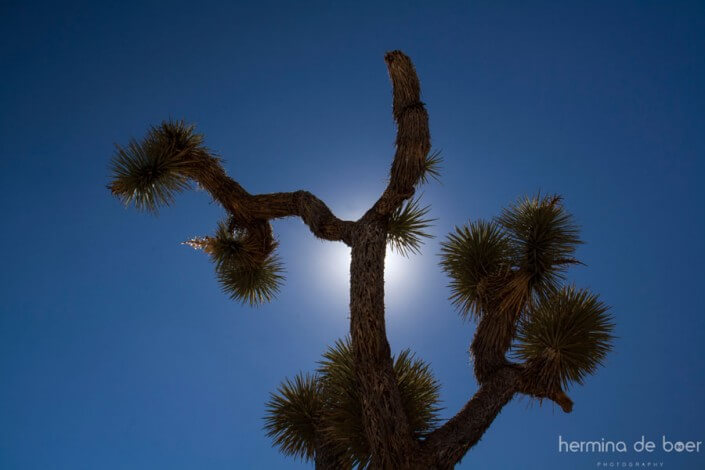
[109, 120, 205, 213]
[387, 197, 434, 256]
[515, 286, 614, 391]
[418, 150, 442, 185]
[442, 195, 613, 395]
[202, 221, 255, 269]
[441, 194, 583, 318]
[264, 338, 441, 468]
[318, 339, 440, 468]
[185, 220, 284, 306]
[316, 339, 371, 467]
[264, 373, 322, 461]
[393, 349, 442, 437]
[216, 253, 284, 306]
[498, 194, 582, 295]
[440, 220, 513, 319]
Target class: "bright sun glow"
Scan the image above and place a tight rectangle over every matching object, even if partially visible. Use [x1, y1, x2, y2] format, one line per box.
[308, 198, 429, 315]
[315, 242, 423, 314]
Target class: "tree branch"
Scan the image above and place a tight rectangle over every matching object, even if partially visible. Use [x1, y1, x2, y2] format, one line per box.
[366, 50, 431, 219]
[185, 151, 355, 247]
[421, 272, 574, 466]
[421, 366, 521, 469]
[469, 271, 531, 382]
[248, 191, 355, 245]
[420, 364, 573, 468]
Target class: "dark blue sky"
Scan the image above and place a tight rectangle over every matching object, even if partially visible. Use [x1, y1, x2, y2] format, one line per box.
[1, 1, 704, 468]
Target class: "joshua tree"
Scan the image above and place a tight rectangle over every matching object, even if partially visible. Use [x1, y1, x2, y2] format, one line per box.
[108, 51, 614, 469]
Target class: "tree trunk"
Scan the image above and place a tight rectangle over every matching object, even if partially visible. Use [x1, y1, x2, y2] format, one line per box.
[349, 221, 420, 469]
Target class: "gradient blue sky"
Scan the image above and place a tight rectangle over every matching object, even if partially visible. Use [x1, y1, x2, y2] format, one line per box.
[1, 1, 704, 469]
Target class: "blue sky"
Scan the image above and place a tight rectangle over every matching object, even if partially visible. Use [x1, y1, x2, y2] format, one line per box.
[1, 1, 704, 468]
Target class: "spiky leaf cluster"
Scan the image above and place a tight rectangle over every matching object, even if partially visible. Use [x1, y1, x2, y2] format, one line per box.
[515, 286, 614, 390]
[264, 338, 441, 468]
[205, 221, 255, 269]
[387, 197, 434, 256]
[186, 220, 284, 306]
[317, 338, 441, 468]
[418, 150, 442, 185]
[216, 249, 284, 307]
[316, 339, 370, 467]
[440, 220, 513, 319]
[441, 195, 583, 319]
[498, 194, 582, 295]
[109, 120, 205, 212]
[263, 373, 322, 461]
[393, 349, 443, 435]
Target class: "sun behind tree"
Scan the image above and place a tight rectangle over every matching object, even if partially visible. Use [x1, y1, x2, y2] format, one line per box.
[108, 51, 614, 469]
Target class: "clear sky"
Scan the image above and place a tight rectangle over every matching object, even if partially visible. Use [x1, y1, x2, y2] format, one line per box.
[1, 1, 704, 469]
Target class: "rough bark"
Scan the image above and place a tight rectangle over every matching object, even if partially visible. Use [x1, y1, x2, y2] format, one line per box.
[420, 366, 521, 469]
[247, 191, 355, 244]
[349, 221, 420, 469]
[468, 270, 530, 382]
[417, 363, 572, 469]
[183, 151, 355, 260]
[470, 310, 516, 383]
[368, 50, 431, 217]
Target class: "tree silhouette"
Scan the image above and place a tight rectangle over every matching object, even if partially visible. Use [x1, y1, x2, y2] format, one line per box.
[108, 51, 614, 469]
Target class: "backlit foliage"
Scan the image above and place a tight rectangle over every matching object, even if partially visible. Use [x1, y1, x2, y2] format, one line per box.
[264, 338, 441, 468]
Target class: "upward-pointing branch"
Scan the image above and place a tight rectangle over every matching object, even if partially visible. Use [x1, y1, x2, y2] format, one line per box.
[366, 50, 431, 219]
